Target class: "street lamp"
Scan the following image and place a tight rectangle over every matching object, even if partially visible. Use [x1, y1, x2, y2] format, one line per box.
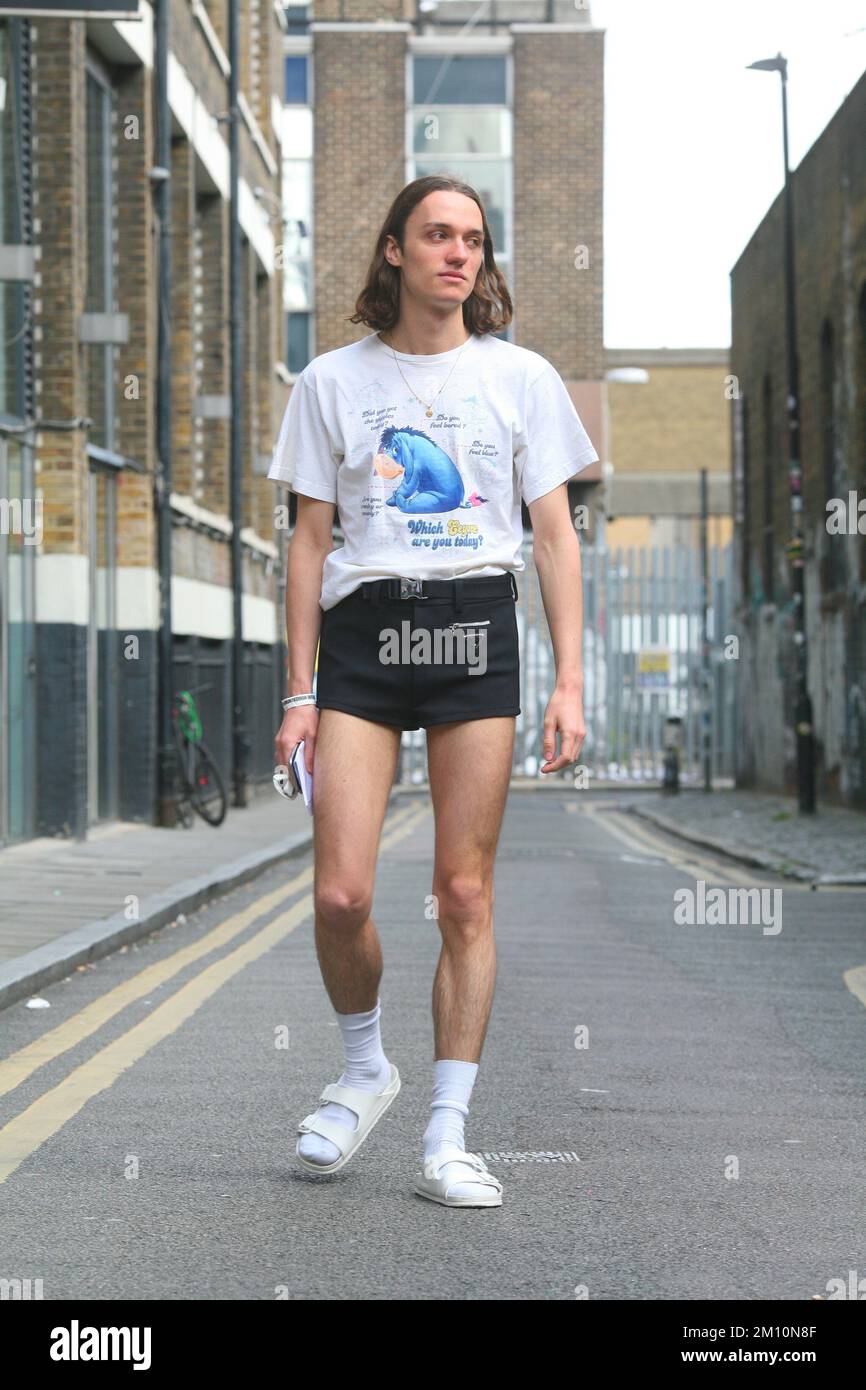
[746, 51, 816, 813]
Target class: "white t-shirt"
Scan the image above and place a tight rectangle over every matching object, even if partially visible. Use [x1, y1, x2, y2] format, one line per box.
[267, 330, 599, 610]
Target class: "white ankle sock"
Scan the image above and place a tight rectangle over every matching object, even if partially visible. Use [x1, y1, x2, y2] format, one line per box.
[297, 998, 391, 1167]
[422, 1058, 491, 1200]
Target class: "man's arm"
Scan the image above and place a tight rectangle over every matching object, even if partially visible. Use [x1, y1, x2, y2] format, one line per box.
[527, 483, 585, 771]
[283, 493, 336, 694]
[274, 492, 335, 777]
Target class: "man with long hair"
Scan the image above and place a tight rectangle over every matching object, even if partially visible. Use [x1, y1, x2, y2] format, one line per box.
[269, 175, 597, 1207]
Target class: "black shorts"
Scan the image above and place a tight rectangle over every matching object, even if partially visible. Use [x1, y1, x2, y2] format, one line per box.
[315, 573, 521, 731]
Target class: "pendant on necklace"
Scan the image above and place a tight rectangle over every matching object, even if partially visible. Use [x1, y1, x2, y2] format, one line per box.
[426, 408, 433, 417]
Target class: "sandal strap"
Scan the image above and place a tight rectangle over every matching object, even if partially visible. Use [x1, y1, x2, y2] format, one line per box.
[297, 1110, 356, 1150]
[297, 1072, 395, 1150]
[322, 1076, 395, 1118]
[424, 1147, 502, 1194]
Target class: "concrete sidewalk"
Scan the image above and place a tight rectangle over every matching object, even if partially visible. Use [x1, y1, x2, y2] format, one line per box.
[617, 786, 866, 884]
[0, 785, 319, 1012]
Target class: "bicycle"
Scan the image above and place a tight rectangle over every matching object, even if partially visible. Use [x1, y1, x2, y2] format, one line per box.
[170, 685, 228, 827]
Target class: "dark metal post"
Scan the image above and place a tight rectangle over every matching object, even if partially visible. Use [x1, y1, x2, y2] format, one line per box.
[228, 0, 250, 807]
[154, 0, 176, 826]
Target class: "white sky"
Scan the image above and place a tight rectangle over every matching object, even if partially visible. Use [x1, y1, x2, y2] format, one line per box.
[590, 0, 866, 348]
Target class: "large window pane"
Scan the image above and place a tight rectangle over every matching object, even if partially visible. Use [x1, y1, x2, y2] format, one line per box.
[282, 258, 311, 311]
[413, 55, 506, 105]
[412, 108, 509, 157]
[0, 21, 27, 419]
[287, 312, 310, 375]
[282, 106, 312, 158]
[414, 158, 506, 251]
[282, 158, 311, 233]
[284, 54, 308, 104]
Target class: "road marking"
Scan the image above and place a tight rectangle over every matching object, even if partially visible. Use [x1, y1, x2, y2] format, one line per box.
[584, 806, 735, 882]
[585, 806, 788, 888]
[0, 804, 427, 1101]
[0, 803, 429, 1185]
[843, 964, 866, 1011]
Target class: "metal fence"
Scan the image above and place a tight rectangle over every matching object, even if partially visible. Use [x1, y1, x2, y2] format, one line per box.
[396, 539, 738, 786]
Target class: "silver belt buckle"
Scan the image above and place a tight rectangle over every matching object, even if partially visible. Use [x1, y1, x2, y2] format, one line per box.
[399, 577, 426, 600]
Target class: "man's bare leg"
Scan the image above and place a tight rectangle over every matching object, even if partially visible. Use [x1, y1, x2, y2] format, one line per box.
[425, 715, 515, 1060]
[415, 716, 514, 1200]
[311, 708, 402, 1011]
[296, 708, 402, 1166]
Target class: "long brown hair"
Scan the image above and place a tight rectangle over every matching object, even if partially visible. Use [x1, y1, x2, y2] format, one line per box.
[349, 175, 513, 335]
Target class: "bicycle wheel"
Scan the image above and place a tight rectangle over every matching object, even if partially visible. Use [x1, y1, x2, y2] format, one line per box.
[189, 740, 228, 826]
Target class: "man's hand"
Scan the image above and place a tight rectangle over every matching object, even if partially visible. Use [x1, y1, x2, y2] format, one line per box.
[275, 705, 319, 777]
[540, 683, 586, 773]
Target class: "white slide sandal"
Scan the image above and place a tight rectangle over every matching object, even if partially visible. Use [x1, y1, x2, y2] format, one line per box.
[294, 1064, 401, 1174]
[413, 1145, 503, 1207]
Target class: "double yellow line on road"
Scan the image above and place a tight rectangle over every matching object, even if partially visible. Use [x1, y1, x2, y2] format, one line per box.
[579, 803, 779, 887]
[0, 804, 429, 1185]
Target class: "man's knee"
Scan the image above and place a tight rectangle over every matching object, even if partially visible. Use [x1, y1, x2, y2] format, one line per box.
[314, 880, 374, 929]
[432, 870, 493, 935]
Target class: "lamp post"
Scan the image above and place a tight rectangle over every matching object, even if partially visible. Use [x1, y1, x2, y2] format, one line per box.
[747, 52, 816, 813]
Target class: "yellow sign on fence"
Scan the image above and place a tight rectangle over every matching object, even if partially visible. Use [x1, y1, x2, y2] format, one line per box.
[637, 646, 671, 690]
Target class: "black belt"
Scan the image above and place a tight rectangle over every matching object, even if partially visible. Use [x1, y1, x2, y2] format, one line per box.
[359, 572, 518, 603]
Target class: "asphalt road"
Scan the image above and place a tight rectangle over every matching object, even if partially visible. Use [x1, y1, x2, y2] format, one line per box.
[1, 791, 864, 1301]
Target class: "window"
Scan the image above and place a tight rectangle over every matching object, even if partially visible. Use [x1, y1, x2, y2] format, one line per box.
[281, 73, 312, 372]
[413, 55, 507, 105]
[283, 4, 310, 36]
[284, 54, 308, 104]
[286, 311, 310, 376]
[0, 19, 28, 421]
[409, 52, 511, 298]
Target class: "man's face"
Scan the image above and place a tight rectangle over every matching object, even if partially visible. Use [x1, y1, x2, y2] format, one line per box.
[385, 191, 485, 309]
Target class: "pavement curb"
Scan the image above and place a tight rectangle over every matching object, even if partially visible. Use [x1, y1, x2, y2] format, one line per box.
[0, 824, 316, 1015]
[622, 804, 819, 882]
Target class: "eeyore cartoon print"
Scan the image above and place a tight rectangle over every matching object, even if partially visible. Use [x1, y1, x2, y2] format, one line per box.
[372, 425, 487, 514]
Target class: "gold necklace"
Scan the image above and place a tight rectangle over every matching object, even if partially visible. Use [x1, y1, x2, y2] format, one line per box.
[385, 333, 472, 417]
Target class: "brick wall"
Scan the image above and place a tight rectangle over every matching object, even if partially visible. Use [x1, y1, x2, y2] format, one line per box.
[115, 60, 157, 567]
[608, 362, 731, 476]
[33, 20, 88, 559]
[512, 28, 604, 382]
[730, 65, 866, 804]
[312, 27, 409, 354]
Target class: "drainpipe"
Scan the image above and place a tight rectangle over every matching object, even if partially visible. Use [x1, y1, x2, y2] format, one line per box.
[228, 0, 250, 806]
[153, 0, 175, 826]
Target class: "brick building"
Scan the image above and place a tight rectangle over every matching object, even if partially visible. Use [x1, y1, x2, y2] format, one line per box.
[730, 67, 866, 805]
[278, 0, 606, 522]
[0, 1, 286, 846]
[0, 0, 612, 846]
